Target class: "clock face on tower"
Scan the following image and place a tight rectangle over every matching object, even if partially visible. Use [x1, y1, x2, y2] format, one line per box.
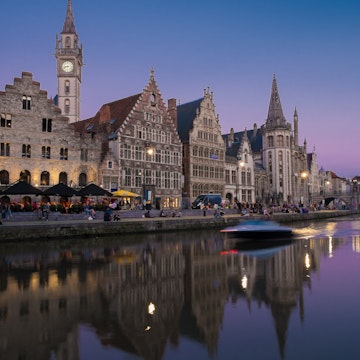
[62, 61, 74, 72]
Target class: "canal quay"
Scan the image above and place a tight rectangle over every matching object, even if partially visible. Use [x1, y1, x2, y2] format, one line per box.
[1, 209, 358, 242]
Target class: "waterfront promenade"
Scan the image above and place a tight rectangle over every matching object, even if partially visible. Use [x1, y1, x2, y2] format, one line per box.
[0, 208, 357, 242]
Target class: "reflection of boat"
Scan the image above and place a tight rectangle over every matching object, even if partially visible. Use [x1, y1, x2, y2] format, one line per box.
[221, 241, 292, 259]
[220, 219, 293, 239]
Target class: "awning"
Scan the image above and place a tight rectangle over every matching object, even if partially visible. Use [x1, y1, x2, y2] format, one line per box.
[112, 189, 140, 197]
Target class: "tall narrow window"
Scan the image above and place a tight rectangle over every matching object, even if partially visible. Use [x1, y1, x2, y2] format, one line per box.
[19, 170, 31, 183]
[40, 171, 50, 186]
[0, 143, 10, 157]
[65, 99, 70, 114]
[79, 173, 87, 187]
[59, 172, 67, 184]
[42, 146, 51, 159]
[22, 95, 31, 110]
[65, 80, 70, 93]
[0, 170, 9, 184]
[268, 136, 274, 147]
[42, 118, 52, 132]
[60, 148, 68, 160]
[22, 144, 31, 158]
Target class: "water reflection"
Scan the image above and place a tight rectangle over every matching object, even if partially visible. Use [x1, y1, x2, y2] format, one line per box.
[1, 218, 360, 359]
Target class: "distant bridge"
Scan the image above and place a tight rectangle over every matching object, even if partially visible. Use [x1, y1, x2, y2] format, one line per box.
[311, 193, 359, 210]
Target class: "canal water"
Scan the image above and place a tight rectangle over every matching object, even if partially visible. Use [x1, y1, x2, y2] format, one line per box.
[1, 215, 360, 360]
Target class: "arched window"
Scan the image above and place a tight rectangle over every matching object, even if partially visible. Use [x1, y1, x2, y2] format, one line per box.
[59, 172, 67, 184]
[0, 170, 9, 184]
[41, 171, 50, 186]
[79, 173, 87, 187]
[65, 36, 71, 48]
[65, 80, 70, 93]
[65, 99, 70, 114]
[20, 170, 31, 183]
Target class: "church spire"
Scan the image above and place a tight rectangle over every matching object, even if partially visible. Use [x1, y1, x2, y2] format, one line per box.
[266, 73, 286, 126]
[62, 0, 76, 34]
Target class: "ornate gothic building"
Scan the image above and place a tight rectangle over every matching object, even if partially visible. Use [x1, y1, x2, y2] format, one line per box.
[223, 74, 319, 207]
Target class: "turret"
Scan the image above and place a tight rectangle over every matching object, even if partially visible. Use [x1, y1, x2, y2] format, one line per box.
[294, 107, 299, 146]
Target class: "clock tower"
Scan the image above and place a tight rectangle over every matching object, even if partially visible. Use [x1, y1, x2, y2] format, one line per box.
[56, 0, 83, 123]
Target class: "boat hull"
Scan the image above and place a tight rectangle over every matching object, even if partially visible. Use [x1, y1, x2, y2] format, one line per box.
[221, 229, 293, 239]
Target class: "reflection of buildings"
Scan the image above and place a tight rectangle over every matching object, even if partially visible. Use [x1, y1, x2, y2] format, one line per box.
[0, 233, 346, 359]
[223, 236, 344, 358]
[97, 240, 185, 360]
[182, 236, 227, 357]
[0, 265, 102, 359]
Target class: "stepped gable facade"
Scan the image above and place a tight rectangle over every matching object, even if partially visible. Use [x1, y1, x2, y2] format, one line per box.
[176, 88, 226, 202]
[73, 70, 183, 208]
[0, 72, 101, 190]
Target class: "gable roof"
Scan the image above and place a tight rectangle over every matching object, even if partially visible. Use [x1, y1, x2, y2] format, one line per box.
[177, 98, 203, 142]
[72, 93, 141, 137]
[223, 129, 263, 157]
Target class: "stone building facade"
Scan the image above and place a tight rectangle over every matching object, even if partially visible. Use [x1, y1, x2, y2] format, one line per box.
[0, 72, 101, 192]
[176, 88, 226, 204]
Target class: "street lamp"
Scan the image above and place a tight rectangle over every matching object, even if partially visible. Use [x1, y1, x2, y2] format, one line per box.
[236, 157, 244, 206]
[300, 170, 308, 207]
[143, 143, 155, 207]
[324, 180, 330, 208]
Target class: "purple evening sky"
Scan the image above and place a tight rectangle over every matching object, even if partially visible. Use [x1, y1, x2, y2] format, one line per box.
[1, 0, 359, 178]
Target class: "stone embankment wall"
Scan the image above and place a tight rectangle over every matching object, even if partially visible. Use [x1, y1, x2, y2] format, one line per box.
[0, 210, 357, 242]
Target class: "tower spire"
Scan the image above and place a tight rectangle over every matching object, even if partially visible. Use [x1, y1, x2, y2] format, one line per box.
[62, 0, 76, 34]
[56, 0, 82, 123]
[266, 73, 286, 125]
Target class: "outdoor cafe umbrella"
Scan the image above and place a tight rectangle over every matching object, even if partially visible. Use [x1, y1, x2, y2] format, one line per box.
[44, 183, 78, 197]
[76, 183, 113, 197]
[0, 181, 45, 195]
[112, 189, 140, 197]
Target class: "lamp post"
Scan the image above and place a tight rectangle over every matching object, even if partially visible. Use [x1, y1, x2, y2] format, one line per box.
[143, 143, 154, 208]
[300, 170, 308, 207]
[236, 157, 244, 206]
[324, 180, 330, 208]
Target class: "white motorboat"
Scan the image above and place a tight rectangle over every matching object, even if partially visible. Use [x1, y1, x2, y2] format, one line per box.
[220, 219, 293, 239]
